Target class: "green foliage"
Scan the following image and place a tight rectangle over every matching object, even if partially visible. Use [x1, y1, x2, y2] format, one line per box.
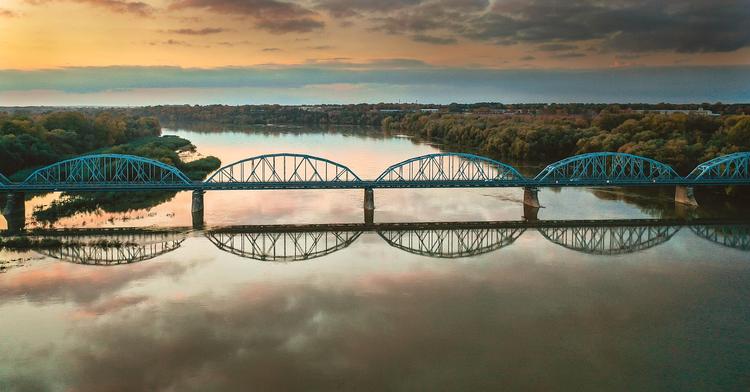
[0, 111, 161, 176]
[385, 110, 750, 174]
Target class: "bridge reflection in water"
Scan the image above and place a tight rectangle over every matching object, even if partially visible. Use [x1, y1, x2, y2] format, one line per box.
[378, 227, 526, 258]
[32, 231, 187, 265]
[6, 220, 748, 265]
[206, 231, 362, 262]
[691, 225, 750, 251]
[538, 225, 680, 255]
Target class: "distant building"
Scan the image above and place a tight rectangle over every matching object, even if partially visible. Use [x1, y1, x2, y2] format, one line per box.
[635, 108, 719, 117]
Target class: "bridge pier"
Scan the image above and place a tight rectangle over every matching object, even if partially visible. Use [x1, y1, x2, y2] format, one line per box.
[191, 190, 205, 229]
[523, 187, 541, 208]
[2, 192, 26, 233]
[364, 188, 375, 224]
[675, 186, 698, 207]
[523, 204, 539, 221]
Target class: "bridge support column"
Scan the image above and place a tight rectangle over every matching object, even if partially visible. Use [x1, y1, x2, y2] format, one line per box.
[364, 188, 374, 224]
[3, 192, 26, 233]
[523, 204, 539, 221]
[675, 186, 698, 207]
[523, 187, 541, 208]
[191, 190, 205, 229]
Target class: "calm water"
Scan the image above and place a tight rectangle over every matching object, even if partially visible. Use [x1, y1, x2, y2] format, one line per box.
[1, 126, 749, 391]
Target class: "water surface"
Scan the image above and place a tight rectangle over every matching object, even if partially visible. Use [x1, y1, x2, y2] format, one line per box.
[1, 126, 749, 391]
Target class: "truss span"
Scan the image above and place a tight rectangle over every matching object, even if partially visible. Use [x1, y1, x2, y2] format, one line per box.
[687, 152, 750, 183]
[538, 225, 679, 255]
[21, 154, 192, 188]
[206, 230, 362, 262]
[375, 153, 525, 186]
[535, 152, 680, 185]
[0, 173, 9, 188]
[37, 232, 187, 265]
[205, 153, 361, 188]
[690, 225, 750, 251]
[378, 227, 525, 258]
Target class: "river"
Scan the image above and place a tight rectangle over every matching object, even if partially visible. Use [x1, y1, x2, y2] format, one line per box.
[1, 125, 749, 391]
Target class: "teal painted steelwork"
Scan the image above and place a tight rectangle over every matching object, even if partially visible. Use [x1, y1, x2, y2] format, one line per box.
[687, 152, 750, 183]
[376, 153, 524, 183]
[21, 154, 191, 187]
[1, 151, 749, 191]
[535, 152, 680, 184]
[206, 153, 361, 184]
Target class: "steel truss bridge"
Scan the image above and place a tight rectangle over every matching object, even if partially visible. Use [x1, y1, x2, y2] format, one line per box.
[1, 151, 749, 192]
[13, 219, 747, 264]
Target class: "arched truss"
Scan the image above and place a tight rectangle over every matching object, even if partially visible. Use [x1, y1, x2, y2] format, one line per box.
[375, 153, 525, 185]
[687, 152, 750, 183]
[206, 230, 362, 262]
[690, 225, 750, 251]
[36, 232, 187, 265]
[377, 227, 525, 258]
[0, 173, 9, 187]
[205, 153, 361, 187]
[21, 154, 192, 188]
[534, 152, 680, 185]
[538, 225, 680, 255]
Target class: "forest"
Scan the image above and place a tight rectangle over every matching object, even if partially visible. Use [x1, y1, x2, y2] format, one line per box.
[383, 108, 750, 173]
[0, 111, 161, 176]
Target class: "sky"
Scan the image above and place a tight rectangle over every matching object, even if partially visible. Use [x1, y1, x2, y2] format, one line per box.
[0, 0, 749, 105]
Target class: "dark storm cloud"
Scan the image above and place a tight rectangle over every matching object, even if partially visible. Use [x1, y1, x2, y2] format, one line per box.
[169, 0, 324, 33]
[412, 34, 457, 45]
[166, 27, 227, 35]
[25, 0, 155, 16]
[18, 258, 750, 391]
[349, 0, 750, 53]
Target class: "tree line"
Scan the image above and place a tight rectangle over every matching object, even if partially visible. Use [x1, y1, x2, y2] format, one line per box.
[0, 111, 161, 176]
[383, 108, 750, 174]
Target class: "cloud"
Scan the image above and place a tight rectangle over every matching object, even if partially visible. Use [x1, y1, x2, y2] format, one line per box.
[0, 8, 18, 17]
[149, 39, 194, 46]
[330, 0, 750, 54]
[1, 65, 749, 103]
[166, 27, 227, 35]
[412, 34, 457, 45]
[262, 47, 282, 52]
[169, 0, 325, 33]
[551, 52, 587, 59]
[520, 55, 536, 61]
[307, 45, 334, 50]
[8, 256, 749, 391]
[26, 0, 155, 16]
[0, 261, 190, 305]
[537, 43, 578, 52]
[314, 0, 424, 18]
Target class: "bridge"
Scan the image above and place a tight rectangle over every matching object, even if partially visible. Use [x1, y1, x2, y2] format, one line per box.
[2, 151, 748, 230]
[6, 219, 748, 264]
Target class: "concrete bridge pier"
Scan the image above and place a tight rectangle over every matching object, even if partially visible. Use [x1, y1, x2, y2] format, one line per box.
[675, 186, 698, 207]
[523, 187, 541, 208]
[364, 188, 375, 224]
[523, 204, 539, 221]
[3, 192, 26, 233]
[191, 190, 205, 229]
